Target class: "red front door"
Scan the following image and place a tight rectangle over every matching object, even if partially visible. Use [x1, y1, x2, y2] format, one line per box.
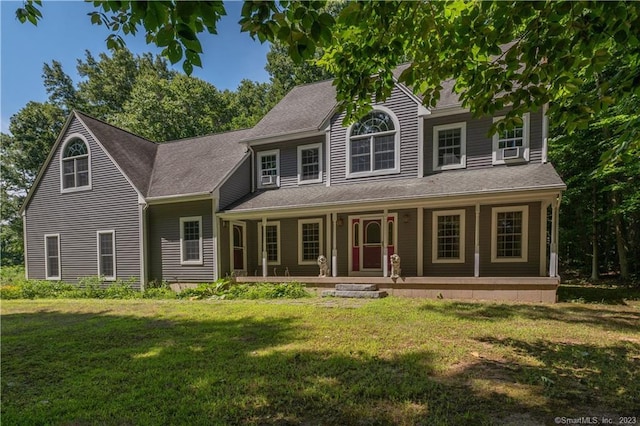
[363, 219, 382, 269]
[351, 216, 396, 273]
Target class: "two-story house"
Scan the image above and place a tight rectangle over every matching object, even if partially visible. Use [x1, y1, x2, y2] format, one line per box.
[22, 73, 565, 302]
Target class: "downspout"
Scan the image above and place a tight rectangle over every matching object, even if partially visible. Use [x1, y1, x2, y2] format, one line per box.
[22, 211, 29, 279]
[138, 198, 149, 291]
[325, 125, 331, 186]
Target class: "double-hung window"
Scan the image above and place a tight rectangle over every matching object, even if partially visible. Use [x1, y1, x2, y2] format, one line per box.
[297, 143, 322, 184]
[492, 113, 530, 164]
[258, 150, 280, 188]
[44, 234, 61, 280]
[491, 206, 529, 262]
[97, 230, 116, 280]
[258, 222, 280, 265]
[433, 122, 466, 171]
[180, 217, 203, 265]
[347, 109, 400, 177]
[61, 137, 91, 192]
[432, 210, 465, 263]
[298, 218, 323, 264]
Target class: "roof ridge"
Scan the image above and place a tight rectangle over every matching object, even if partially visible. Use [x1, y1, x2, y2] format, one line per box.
[161, 127, 253, 145]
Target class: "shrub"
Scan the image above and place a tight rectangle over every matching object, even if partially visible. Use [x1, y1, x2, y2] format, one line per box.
[143, 280, 176, 299]
[177, 280, 310, 300]
[0, 285, 22, 299]
[0, 265, 27, 286]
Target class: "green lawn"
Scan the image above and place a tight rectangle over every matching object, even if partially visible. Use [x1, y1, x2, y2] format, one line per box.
[2, 297, 639, 425]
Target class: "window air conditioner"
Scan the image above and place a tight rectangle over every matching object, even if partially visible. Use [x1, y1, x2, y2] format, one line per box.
[502, 147, 523, 162]
[261, 174, 276, 186]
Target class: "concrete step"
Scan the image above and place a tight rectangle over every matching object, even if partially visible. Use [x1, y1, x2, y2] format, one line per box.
[321, 290, 388, 299]
[335, 283, 378, 291]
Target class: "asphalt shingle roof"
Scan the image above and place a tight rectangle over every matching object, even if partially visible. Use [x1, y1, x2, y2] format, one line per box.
[147, 129, 251, 198]
[242, 79, 337, 142]
[76, 112, 158, 196]
[224, 163, 565, 214]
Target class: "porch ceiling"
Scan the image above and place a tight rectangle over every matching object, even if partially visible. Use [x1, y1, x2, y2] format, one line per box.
[222, 163, 565, 215]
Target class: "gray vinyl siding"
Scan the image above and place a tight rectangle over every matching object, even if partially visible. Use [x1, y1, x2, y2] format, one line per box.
[244, 216, 329, 277]
[219, 157, 251, 210]
[330, 86, 419, 185]
[394, 208, 417, 276]
[424, 109, 544, 174]
[253, 135, 325, 189]
[336, 215, 349, 276]
[148, 200, 215, 282]
[479, 202, 541, 277]
[423, 206, 475, 277]
[24, 117, 141, 286]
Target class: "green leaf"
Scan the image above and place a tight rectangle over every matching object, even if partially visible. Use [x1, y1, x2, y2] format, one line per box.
[177, 23, 197, 41]
[167, 40, 183, 64]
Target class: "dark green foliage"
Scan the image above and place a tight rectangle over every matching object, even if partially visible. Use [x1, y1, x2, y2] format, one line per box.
[177, 280, 311, 300]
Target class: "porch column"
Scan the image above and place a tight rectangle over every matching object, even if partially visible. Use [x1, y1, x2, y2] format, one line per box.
[417, 207, 424, 276]
[382, 209, 389, 277]
[261, 217, 268, 277]
[474, 204, 480, 277]
[549, 194, 561, 277]
[331, 213, 338, 277]
[540, 201, 550, 277]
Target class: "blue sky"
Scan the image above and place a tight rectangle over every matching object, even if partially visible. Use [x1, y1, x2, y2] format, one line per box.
[0, 1, 271, 134]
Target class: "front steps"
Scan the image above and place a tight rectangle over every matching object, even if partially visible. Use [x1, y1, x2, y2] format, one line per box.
[321, 283, 388, 299]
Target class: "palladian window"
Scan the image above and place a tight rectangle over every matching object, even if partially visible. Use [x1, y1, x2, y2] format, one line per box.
[348, 109, 399, 177]
[61, 138, 90, 190]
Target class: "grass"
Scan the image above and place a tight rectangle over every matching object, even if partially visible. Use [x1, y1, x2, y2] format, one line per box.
[2, 297, 639, 425]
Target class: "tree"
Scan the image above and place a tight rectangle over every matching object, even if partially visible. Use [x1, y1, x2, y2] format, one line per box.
[1, 102, 66, 266]
[223, 79, 276, 130]
[18, 1, 638, 159]
[551, 86, 640, 281]
[114, 73, 232, 141]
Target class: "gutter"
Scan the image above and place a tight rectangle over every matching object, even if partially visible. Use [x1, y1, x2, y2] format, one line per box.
[217, 184, 567, 219]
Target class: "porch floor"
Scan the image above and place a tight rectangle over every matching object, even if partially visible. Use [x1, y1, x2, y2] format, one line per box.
[234, 275, 560, 302]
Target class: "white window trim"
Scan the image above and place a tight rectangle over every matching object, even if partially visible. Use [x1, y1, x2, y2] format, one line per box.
[96, 230, 117, 280]
[297, 143, 323, 184]
[432, 122, 467, 171]
[44, 233, 61, 280]
[492, 113, 530, 165]
[298, 218, 324, 265]
[180, 216, 203, 265]
[345, 106, 401, 179]
[431, 209, 466, 264]
[257, 149, 280, 188]
[491, 205, 529, 263]
[59, 133, 92, 193]
[229, 221, 247, 273]
[258, 221, 281, 265]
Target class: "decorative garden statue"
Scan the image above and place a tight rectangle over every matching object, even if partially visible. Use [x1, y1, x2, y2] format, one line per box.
[317, 255, 329, 277]
[390, 253, 401, 280]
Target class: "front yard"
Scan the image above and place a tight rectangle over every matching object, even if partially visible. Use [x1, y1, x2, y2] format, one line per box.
[2, 296, 639, 425]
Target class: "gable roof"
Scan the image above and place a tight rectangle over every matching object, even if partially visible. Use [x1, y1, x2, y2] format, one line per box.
[147, 129, 251, 199]
[242, 65, 466, 144]
[22, 111, 252, 212]
[75, 112, 158, 196]
[222, 163, 565, 215]
[242, 79, 337, 143]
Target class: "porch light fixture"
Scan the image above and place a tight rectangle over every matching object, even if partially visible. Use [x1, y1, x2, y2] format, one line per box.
[403, 214, 410, 223]
[336, 217, 344, 226]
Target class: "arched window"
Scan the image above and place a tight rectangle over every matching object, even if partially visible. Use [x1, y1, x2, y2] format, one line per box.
[348, 109, 399, 177]
[61, 138, 90, 190]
